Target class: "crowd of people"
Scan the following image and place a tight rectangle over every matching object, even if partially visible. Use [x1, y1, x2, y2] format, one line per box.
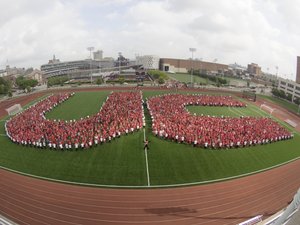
[5, 92, 144, 149]
[147, 94, 292, 149]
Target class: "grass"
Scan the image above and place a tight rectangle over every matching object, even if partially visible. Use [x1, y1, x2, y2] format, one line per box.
[0, 90, 299, 187]
[167, 73, 215, 84]
[224, 77, 248, 86]
[258, 95, 299, 114]
[167, 73, 251, 87]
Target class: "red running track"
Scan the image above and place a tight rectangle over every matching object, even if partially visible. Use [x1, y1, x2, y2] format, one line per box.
[1, 159, 300, 225]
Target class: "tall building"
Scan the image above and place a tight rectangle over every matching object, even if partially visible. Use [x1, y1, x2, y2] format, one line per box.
[247, 63, 261, 76]
[296, 56, 300, 84]
[136, 55, 159, 70]
[93, 50, 103, 61]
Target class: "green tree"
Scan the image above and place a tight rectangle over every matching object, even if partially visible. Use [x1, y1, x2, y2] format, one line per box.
[16, 76, 38, 90]
[118, 76, 125, 84]
[47, 76, 69, 87]
[26, 86, 31, 93]
[286, 93, 292, 101]
[0, 77, 11, 94]
[96, 77, 103, 85]
[148, 70, 169, 81]
[294, 97, 300, 105]
[158, 77, 165, 84]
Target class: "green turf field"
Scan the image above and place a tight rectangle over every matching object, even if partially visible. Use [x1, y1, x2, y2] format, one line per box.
[167, 73, 251, 87]
[167, 73, 215, 84]
[0, 90, 299, 187]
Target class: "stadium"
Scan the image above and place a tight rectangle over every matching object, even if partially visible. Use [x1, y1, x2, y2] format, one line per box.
[1, 81, 300, 225]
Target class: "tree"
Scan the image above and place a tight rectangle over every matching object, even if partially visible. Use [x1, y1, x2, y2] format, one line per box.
[96, 77, 103, 85]
[286, 93, 292, 101]
[294, 97, 300, 105]
[26, 86, 32, 93]
[0, 77, 11, 94]
[118, 76, 125, 84]
[148, 70, 169, 81]
[0, 84, 4, 94]
[47, 76, 69, 87]
[16, 76, 38, 90]
[158, 77, 165, 84]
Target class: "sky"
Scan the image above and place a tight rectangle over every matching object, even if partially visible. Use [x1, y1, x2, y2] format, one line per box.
[0, 0, 300, 80]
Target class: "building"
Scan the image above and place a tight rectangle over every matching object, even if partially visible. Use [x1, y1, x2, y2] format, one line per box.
[296, 56, 300, 84]
[93, 50, 103, 61]
[278, 78, 300, 101]
[0, 69, 7, 77]
[25, 69, 45, 85]
[247, 63, 261, 76]
[160, 58, 228, 74]
[41, 55, 114, 78]
[48, 55, 60, 64]
[136, 55, 159, 70]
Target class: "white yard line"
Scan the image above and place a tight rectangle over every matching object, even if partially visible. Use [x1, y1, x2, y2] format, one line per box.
[143, 128, 150, 187]
[0, 215, 16, 225]
[228, 107, 242, 117]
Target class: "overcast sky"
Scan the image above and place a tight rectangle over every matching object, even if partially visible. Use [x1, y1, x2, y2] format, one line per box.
[0, 0, 299, 80]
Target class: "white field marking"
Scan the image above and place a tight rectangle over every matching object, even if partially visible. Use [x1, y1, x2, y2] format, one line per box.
[231, 107, 245, 116]
[1, 156, 300, 189]
[241, 104, 265, 118]
[0, 120, 8, 122]
[0, 216, 15, 225]
[228, 107, 242, 117]
[248, 103, 271, 117]
[0, 134, 7, 136]
[143, 128, 150, 187]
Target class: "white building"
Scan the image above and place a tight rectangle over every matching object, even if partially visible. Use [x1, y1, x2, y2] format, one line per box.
[278, 78, 300, 101]
[0, 69, 7, 77]
[25, 69, 45, 85]
[93, 50, 103, 61]
[136, 55, 159, 70]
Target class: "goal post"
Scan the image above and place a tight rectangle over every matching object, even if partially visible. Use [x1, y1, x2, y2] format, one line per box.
[6, 104, 23, 116]
[260, 104, 274, 116]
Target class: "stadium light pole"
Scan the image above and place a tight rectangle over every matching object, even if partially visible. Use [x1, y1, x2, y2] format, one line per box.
[199, 58, 203, 74]
[87, 47, 94, 85]
[213, 58, 218, 75]
[189, 48, 196, 87]
[118, 52, 122, 75]
[275, 66, 279, 79]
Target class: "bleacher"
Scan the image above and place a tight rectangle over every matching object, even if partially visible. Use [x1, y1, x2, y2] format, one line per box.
[285, 119, 298, 128]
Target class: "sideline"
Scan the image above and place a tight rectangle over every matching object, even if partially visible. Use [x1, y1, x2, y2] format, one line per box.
[1, 156, 300, 189]
[143, 128, 150, 187]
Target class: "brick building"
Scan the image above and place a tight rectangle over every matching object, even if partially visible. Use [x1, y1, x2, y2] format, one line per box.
[247, 63, 261, 76]
[160, 58, 228, 74]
